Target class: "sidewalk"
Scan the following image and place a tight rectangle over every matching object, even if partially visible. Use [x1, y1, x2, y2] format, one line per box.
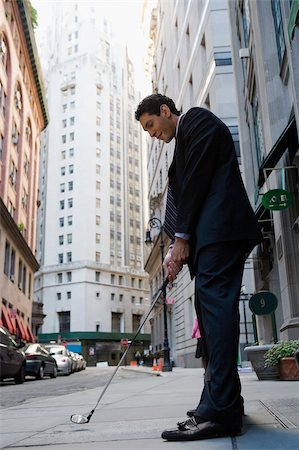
[1, 367, 298, 450]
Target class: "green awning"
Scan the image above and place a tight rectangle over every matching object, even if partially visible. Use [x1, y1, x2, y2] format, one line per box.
[288, 0, 299, 40]
[38, 331, 151, 343]
[257, 116, 298, 188]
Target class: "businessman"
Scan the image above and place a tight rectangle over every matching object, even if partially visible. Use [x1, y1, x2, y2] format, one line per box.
[135, 94, 263, 441]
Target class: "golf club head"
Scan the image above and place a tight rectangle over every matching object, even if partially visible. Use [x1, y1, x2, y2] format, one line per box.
[70, 414, 90, 424]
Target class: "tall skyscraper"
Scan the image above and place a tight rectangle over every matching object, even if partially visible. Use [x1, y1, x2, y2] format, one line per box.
[34, 2, 150, 362]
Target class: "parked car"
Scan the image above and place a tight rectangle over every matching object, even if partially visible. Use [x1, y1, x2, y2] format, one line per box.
[44, 344, 72, 375]
[69, 351, 79, 372]
[0, 325, 26, 384]
[73, 353, 86, 371]
[24, 344, 58, 379]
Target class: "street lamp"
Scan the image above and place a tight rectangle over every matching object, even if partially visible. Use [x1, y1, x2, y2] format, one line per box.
[145, 217, 172, 372]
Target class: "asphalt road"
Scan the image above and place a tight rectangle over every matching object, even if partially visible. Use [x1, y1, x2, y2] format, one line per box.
[0, 366, 144, 409]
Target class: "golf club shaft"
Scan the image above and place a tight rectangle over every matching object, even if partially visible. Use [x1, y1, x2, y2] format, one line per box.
[92, 278, 169, 411]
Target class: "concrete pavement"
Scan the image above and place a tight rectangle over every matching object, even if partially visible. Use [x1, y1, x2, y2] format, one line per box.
[0, 366, 298, 449]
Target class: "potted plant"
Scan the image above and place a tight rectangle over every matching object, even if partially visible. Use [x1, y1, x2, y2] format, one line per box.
[264, 340, 299, 381]
[244, 343, 279, 380]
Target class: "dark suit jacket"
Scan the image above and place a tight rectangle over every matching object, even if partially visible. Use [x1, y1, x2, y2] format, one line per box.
[168, 107, 263, 268]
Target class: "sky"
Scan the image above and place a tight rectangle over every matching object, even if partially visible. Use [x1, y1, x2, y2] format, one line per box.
[32, 0, 154, 93]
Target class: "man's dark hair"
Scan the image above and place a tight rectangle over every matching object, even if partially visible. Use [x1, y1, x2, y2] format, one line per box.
[135, 93, 181, 121]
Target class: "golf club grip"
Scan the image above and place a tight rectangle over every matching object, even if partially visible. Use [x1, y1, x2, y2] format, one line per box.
[93, 279, 169, 409]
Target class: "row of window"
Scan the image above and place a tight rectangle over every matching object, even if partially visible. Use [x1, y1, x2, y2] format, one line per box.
[3, 240, 31, 298]
[57, 311, 142, 334]
[61, 148, 74, 159]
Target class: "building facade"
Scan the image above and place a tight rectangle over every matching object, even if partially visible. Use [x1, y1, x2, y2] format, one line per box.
[34, 2, 150, 363]
[144, 0, 256, 367]
[0, 0, 48, 341]
[228, 0, 299, 342]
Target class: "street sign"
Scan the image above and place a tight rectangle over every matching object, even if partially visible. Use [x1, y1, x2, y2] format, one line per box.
[249, 291, 278, 315]
[121, 339, 129, 346]
[262, 189, 292, 210]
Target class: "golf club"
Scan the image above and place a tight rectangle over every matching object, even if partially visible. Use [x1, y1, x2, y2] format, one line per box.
[70, 278, 169, 424]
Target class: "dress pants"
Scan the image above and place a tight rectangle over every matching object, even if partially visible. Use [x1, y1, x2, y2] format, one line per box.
[194, 241, 247, 427]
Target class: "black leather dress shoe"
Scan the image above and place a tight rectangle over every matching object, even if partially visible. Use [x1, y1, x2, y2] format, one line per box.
[161, 417, 242, 441]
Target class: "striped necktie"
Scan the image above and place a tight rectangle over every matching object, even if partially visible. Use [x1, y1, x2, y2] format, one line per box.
[163, 186, 177, 243]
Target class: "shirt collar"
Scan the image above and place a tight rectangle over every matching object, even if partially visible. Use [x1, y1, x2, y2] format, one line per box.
[175, 114, 184, 138]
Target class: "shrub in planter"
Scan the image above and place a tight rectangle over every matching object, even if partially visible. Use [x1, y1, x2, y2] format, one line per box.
[264, 340, 299, 381]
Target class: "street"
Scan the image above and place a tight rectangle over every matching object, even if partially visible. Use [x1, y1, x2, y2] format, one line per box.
[0, 367, 142, 409]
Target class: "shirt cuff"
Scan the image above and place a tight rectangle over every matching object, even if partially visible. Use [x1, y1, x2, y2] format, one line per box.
[175, 232, 190, 240]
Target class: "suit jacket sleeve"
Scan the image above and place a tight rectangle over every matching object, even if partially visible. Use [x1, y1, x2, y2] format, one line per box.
[175, 108, 225, 235]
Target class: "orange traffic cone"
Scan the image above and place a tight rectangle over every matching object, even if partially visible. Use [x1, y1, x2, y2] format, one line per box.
[152, 358, 158, 371]
[158, 358, 163, 371]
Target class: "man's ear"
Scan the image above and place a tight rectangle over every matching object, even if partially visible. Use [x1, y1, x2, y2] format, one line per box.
[160, 104, 171, 117]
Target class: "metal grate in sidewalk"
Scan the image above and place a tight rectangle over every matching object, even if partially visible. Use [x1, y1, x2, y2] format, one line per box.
[259, 400, 298, 429]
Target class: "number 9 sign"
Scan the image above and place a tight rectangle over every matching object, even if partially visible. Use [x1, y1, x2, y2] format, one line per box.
[249, 291, 278, 315]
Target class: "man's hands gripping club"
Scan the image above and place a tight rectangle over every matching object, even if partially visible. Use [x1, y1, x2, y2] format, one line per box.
[163, 237, 190, 282]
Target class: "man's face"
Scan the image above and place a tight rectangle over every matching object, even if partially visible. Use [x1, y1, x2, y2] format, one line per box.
[139, 105, 176, 143]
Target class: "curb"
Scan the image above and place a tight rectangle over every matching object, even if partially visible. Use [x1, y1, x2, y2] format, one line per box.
[120, 366, 162, 376]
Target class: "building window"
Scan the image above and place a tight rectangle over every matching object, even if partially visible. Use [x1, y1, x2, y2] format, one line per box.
[58, 273, 63, 283]
[60, 183, 65, 192]
[111, 293, 115, 301]
[62, 135, 66, 144]
[60, 200, 65, 210]
[58, 253, 63, 264]
[57, 292, 61, 300]
[61, 150, 66, 159]
[96, 198, 101, 208]
[131, 296, 135, 303]
[59, 235, 64, 245]
[70, 116, 75, 126]
[242, 0, 250, 47]
[138, 279, 142, 289]
[96, 233, 100, 243]
[68, 181, 73, 191]
[67, 252, 72, 262]
[214, 51, 232, 66]
[67, 215, 73, 225]
[131, 277, 135, 287]
[132, 314, 142, 332]
[10, 248, 15, 281]
[58, 311, 70, 333]
[252, 83, 265, 166]
[119, 275, 123, 285]
[61, 166, 66, 176]
[62, 119, 67, 128]
[95, 252, 100, 262]
[59, 217, 64, 227]
[67, 233, 72, 244]
[70, 132, 74, 141]
[4, 240, 10, 276]
[119, 294, 123, 302]
[111, 274, 115, 284]
[67, 271, 72, 282]
[68, 198, 73, 208]
[111, 312, 122, 332]
[67, 291, 71, 299]
[228, 126, 241, 158]
[95, 271, 100, 281]
[271, 0, 286, 65]
[96, 215, 100, 225]
[69, 147, 74, 157]
[96, 291, 100, 299]
[69, 164, 74, 174]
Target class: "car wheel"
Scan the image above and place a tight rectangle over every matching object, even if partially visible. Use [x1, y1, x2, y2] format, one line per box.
[36, 365, 44, 380]
[50, 365, 58, 378]
[15, 365, 25, 384]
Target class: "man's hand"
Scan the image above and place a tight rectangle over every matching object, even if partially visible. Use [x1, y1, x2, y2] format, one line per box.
[163, 237, 190, 282]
